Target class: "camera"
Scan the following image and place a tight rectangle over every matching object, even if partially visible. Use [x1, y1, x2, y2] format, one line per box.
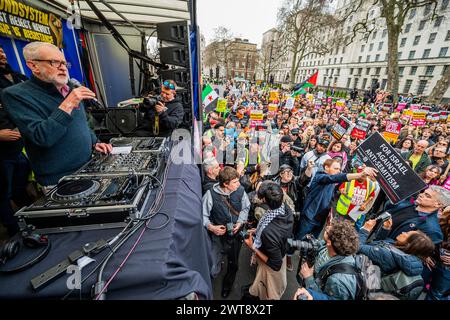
[226, 222, 234, 237]
[287, 234, 322, 268]
[140, 95, 162, 110]
[291, 145, 304, 154]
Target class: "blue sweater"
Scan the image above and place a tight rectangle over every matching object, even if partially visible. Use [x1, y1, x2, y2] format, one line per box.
[2, 76, 97, 186]
[302, 171, 348, 222]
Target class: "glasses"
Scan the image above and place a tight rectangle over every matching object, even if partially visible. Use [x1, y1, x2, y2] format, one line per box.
[33, 59, 67, 68]
[162, 81, 175, 90]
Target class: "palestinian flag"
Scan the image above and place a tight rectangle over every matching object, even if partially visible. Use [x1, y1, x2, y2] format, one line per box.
[202, 84, 219, 113]
[292, 71, 318, 97]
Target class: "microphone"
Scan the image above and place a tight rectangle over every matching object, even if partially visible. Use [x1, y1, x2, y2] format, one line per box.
[68, 78, 104, 109]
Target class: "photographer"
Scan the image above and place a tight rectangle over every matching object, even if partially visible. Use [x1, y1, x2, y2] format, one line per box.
[202, 166, 250, 298]
[243, 181, 294, 300]
[135, 79, 184, 137]
[279, 135, 299, 174]
[292, 220, 360, 300]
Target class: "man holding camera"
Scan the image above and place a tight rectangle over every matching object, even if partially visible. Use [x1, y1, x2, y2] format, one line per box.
[293, 220, 361, 300]
[135, 79, 184, 137]
[299, 137, 331, 178]
[202, 166, 250, 298]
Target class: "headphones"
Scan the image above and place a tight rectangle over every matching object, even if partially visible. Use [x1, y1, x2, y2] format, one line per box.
[0, 228, 50, 274]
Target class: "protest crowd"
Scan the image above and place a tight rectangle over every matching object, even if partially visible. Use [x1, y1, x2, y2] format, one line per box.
[201, 76, 450, 301]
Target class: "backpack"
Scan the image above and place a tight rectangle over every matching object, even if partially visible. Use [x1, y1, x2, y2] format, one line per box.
[380, 271, 424, 300]
[319, 254, 381, 300]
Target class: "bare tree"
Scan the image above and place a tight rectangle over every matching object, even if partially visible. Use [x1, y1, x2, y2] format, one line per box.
[427, 66, 450, 104]
[258, 38, 285, 82]
[346, 0, 438, 102]
[203, 26, 235, 79]
[277, 0, 340, 86]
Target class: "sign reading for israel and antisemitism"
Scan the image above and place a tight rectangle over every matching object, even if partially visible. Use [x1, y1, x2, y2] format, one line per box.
[356, 132, 427, 204]
[0, 0, 63, 48]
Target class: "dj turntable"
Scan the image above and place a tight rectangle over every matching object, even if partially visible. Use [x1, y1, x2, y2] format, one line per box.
[15, 174, 153, 233]
[110, 137, 167, 153]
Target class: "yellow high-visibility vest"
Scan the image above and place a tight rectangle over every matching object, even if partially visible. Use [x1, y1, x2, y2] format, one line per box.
[336, 179, 375, 216]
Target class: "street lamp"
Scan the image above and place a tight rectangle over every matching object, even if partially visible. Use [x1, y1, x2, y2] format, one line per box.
[267, 39, 275, 83]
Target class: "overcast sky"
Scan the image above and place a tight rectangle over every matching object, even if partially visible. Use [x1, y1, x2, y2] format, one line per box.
[197, 0, 284, 48]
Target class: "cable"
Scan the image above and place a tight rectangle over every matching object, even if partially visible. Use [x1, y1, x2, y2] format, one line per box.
[144, 212, 170, 230]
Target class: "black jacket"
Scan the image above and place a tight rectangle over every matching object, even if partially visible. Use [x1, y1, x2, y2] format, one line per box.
[0, 69, 28, 157]
[135, 96, 184, 137]
[202, 175, 217, 194]
[259, 205, 294, 271]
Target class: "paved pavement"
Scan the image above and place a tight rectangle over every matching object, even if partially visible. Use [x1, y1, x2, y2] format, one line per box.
[212, 243, 301, 300]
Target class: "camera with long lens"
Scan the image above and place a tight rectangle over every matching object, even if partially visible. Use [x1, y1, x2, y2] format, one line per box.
[140, 95, 163, 111]
[290, 145, 305, 154]
[366, 211, 391, 243]
[287, 234, 322, 268]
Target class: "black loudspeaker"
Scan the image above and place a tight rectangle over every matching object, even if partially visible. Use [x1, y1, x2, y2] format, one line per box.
[159, 46, 188, 67]
[106, 108, 140, 134]
[156, 21, 188, 44]
[159, 68, 189, 88]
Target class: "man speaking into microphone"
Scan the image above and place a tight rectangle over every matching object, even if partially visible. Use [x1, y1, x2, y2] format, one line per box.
[2, 42, 111, 192]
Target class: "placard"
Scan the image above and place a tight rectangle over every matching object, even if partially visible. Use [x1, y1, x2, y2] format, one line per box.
[396, 103, 407, 112]
[356, 132, 427, 204]
[331, 116, 353, 140]
[0, 2, 63, 48]
[250, 110, 264, 120]
[215, 98, 227, 112]
[350, 118, 371, 140]
[269, 91, 279, 101]
[412, 110, 427, 126]
[285, 98, 295, 110]
[382, 121, 402, 144]
[306, 93, 314, 102]
[268, 104, 278, 112]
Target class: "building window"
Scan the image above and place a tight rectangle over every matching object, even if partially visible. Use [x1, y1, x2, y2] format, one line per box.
[358, 56, 362, 62]
[362, 78, 368, 89]
[375, 67, 381, 75]
[418, 20, 426, 31]
[408, 50, 416, 59]
[424, 4, 432, 15]
[439, 47, 449, 57]
[342, 46, 345, 54]
[372, 31, 377, 39]
[366, 55, 370, 62]
[378, 42, 383, 50]
[423, 49, 431, 58]
[442, 65, 450, 75]
[382, 29, 387, 38]
[434, 16, 444, 27]
[328, 58, 331, 64]
[409, 8, 416, 19]
[425, 66, 435, 76]
[346, 78, 351, 88]
[375, 54, 380, 61]
[340, 57, 343, 63]
[410, 66, 418, 75]
[381, 79, 387, 90]
[398, 52, 402, 59]
[350, 68, 354, 75]
[404, 24, 411, 33]
[428, 33, 437, 44]
[400, 37, 407, 47]
[443, 0, 449, 10]
[399, 66, 405, 75]
[413, 35, 421, 45]
[354, 78, 359, 88]
[446, 30, 450, 41]
[403, 79, 413, 93]
[417, 80, 428, 95]
[361, 44, 365, 52]
[369, 43, 374, 51]
[358, 68, 362, 75]
[385, 53, 388, 61]
[366, 68, 371, 75]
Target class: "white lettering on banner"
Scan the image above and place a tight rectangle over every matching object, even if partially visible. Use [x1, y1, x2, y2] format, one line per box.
[351, 187, 367, 205]
[365, 148, 400, 190]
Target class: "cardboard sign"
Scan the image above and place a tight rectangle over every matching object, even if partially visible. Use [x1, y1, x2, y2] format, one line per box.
[410, 104, 421, 110]
[440, 111, 448, 122]
[331, 116, 353, 140]
[216, 98, 227, 112]
[327, 97, 332, 104]
[428, 112, 440, 123]
[249, 119, 264, 128]
[351, 104, 359, 112]
[269, 91, 279, 101]
[306, 93, 314, 102]
[382, 103, 392, 112]
[285, 98, 295, 110]
[412, 110, 427, 126]
[250, 110, 264, 120]
[268, 104, 278, 112]
[350, 119, 371, 140]
[317, 91, 323, 99]
[356, 132, 427, 204]
[382, 121, 402, 144]
[0, 2, 63, 48]
[443, 176, 450, 192]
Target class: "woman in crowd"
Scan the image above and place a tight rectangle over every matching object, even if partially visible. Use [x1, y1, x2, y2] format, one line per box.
[396, 138, 415, 154]
[328, 140, 348, 171]
[418, 165, 442, 187]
